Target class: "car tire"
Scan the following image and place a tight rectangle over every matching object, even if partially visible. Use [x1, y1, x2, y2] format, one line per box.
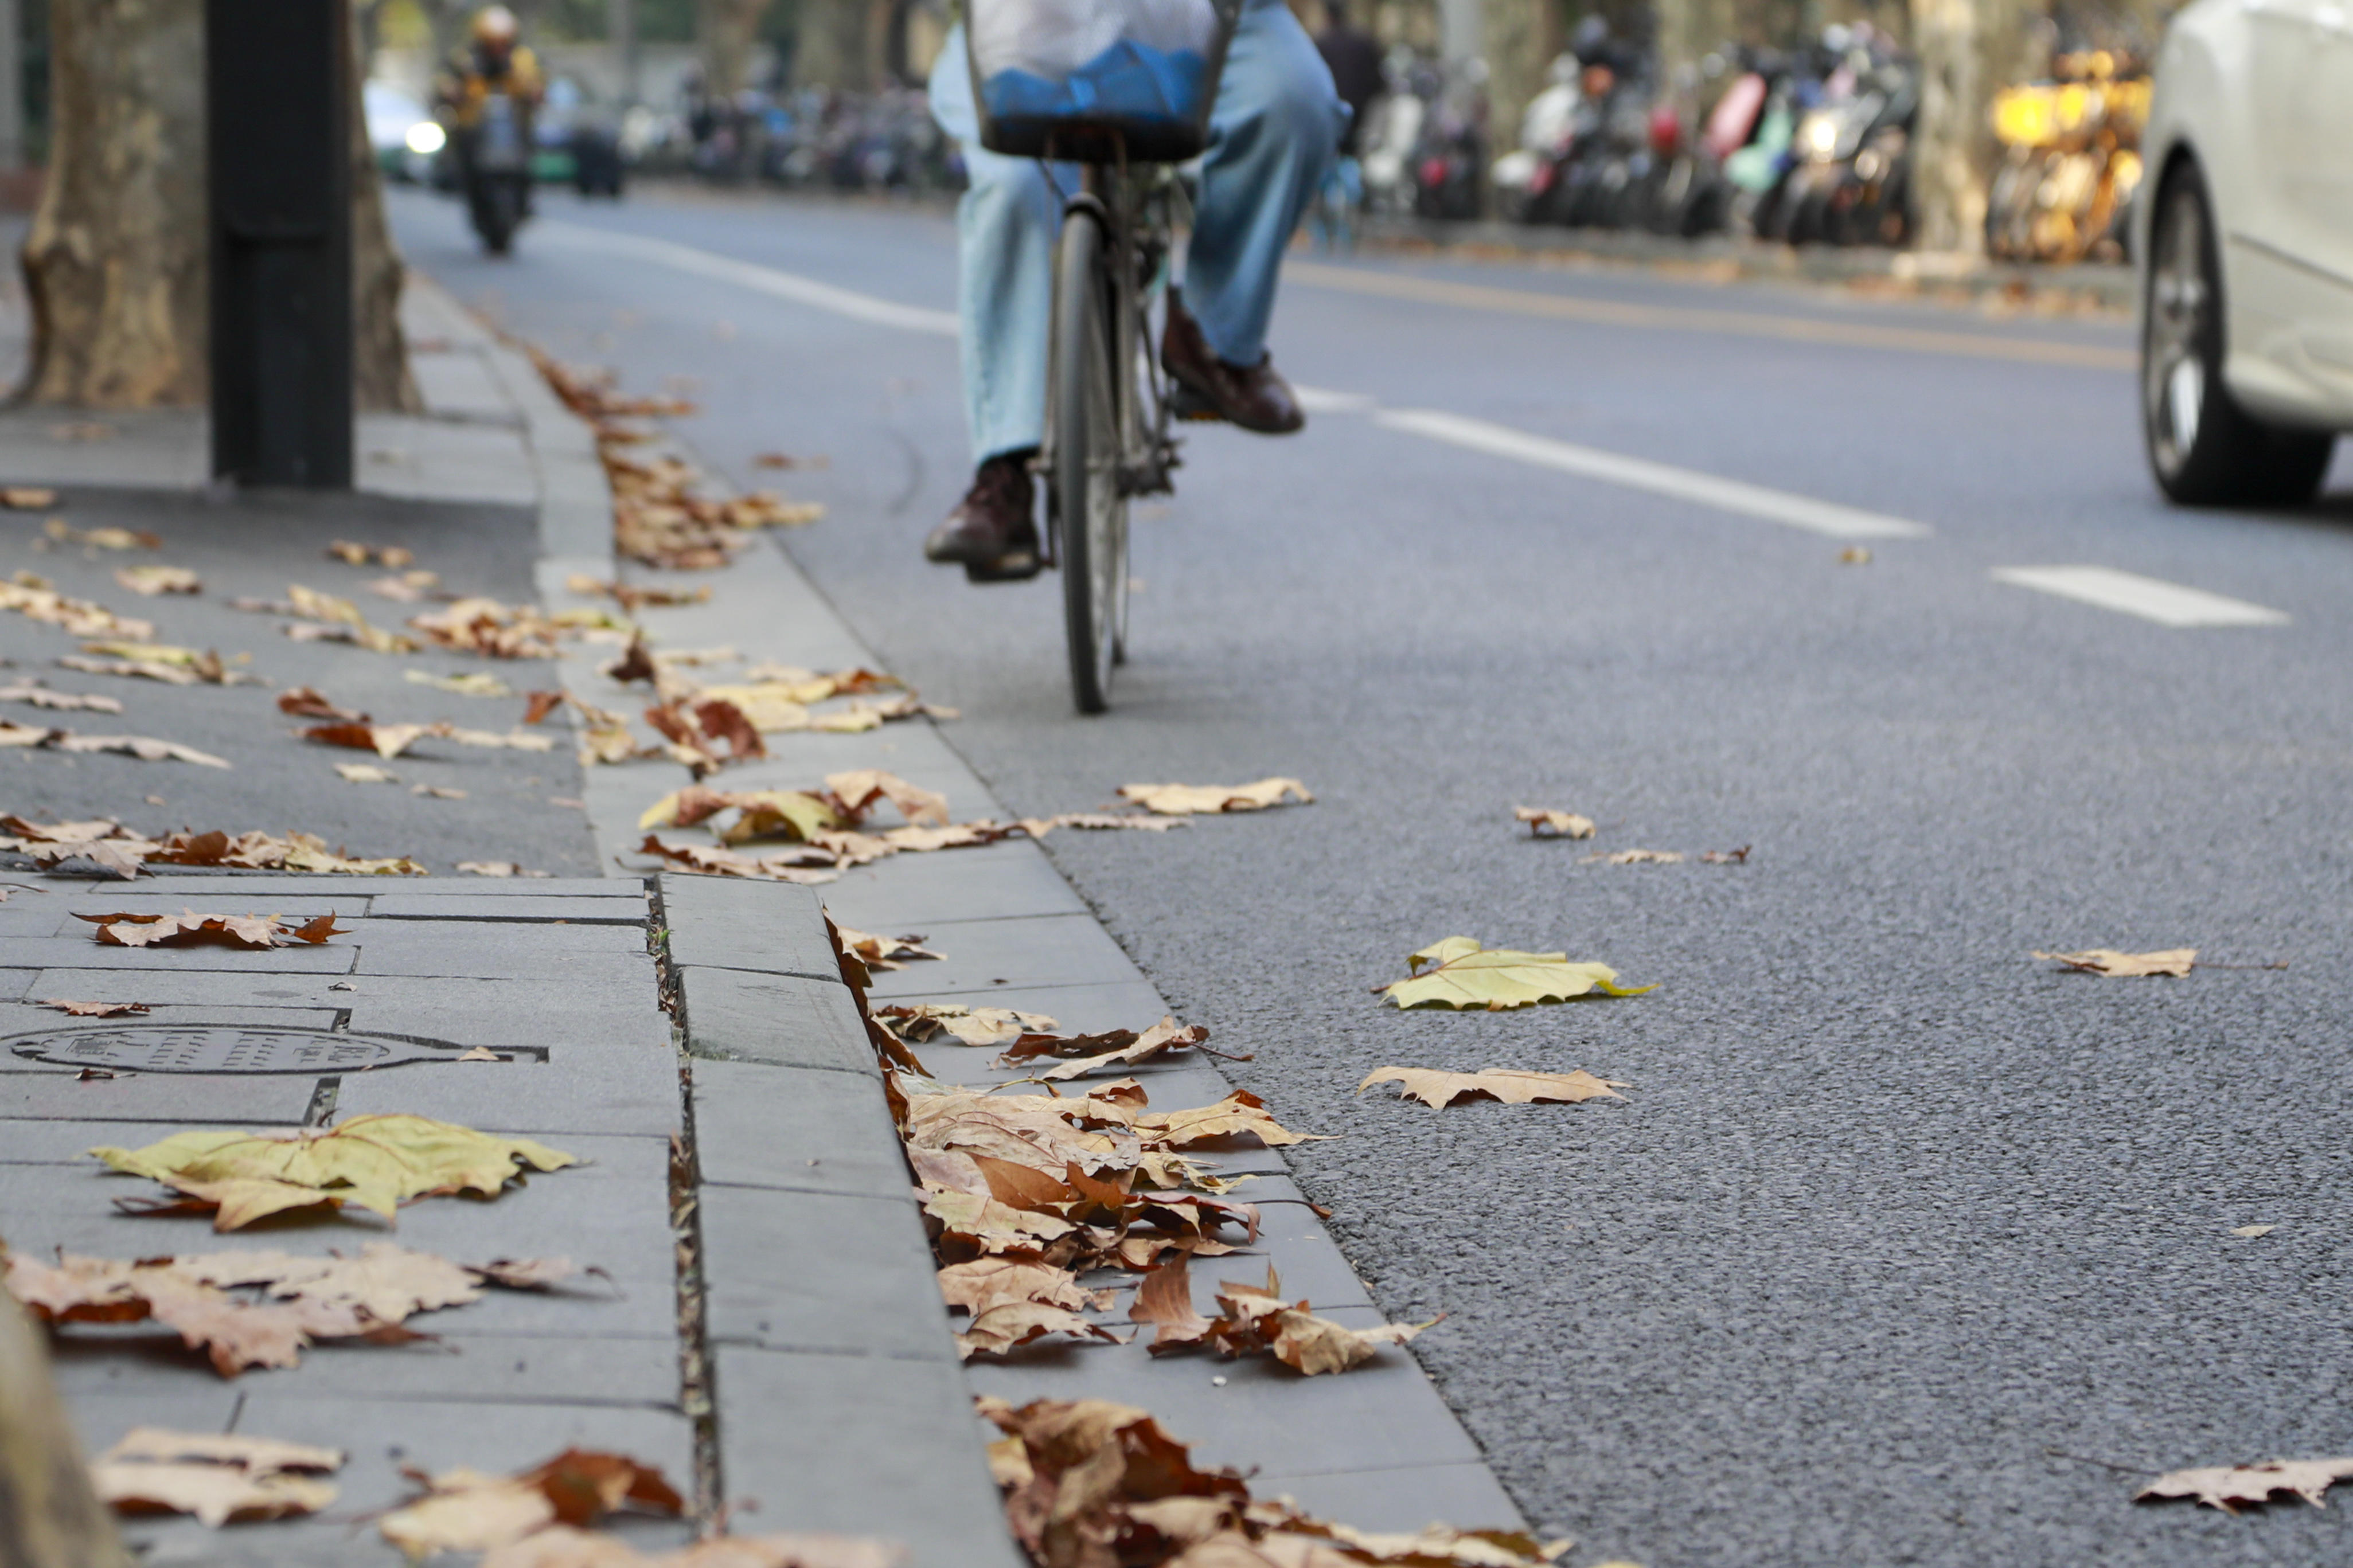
[2142, 161, 2335, 506]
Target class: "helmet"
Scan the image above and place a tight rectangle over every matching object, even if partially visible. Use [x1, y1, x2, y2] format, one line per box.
[471, 6, 519, 46]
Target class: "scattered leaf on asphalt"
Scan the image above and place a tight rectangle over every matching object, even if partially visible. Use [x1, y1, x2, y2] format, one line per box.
[1699, 846, 1751, 864]
[79, 910, 346, 949]
[45, 998, 150, 1016]
[1515, 808, 1595, 839]
[63, 642, 257, 685]
[303, 721, 432, 758]
[0, 574, 154, 638]
[45, 520, 159, 550]
[1839, 546, 1872, 564]
[145, 827, 426, 876]
[1583, 848, 1683, 865]
[1017, 812, 1185, 836]
[91, 1426, 342, 1526]
[279, 686, 368, 721]
[2034, 948, 2197, 977]
[1117, 778, 1313, 816]
[336, 763, 400, 784]
[114, 565, 200, 596]
[1380, 939, 1654, 1011]
[1357, 1066, 1629, 1108]
[2137, 1457, 2353, 1512]
[328, 540, 415, 568]
[0, 724, 232, 767]
[875, 1004, 1061, 1046]
[2231, 1225, 2276, 1238]
[415, 784, 467, 800]
[2, 486, 58, 508]
[409, 669, 514, 697]
[833, 926, 941, 972]
[0, 680, 123, 713]
[88, 1113, 577, 1229]
[380, 1448, 685, 1557]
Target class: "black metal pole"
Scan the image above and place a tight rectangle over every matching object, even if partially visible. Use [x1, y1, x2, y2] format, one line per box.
[207, 0, 353, 488]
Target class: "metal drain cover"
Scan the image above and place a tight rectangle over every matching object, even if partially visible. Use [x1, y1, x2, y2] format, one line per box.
[7, 1024, 505, 1075]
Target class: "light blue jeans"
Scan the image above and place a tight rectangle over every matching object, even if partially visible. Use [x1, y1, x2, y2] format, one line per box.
[928, 0, 1345, 464]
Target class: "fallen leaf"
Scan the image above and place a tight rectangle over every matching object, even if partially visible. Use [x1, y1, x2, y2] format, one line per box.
[0, 681, 123, 713]
[335, 763, 400, 784]
[147, 828, 426, 877]
[1700, 846, 1751, 864]
[2137, 1457, 2353, 1512]
[2034, 948, 2198, 977]
[875, 1004, 1061, 1047]
[938, 1259, 1104, 1318]
[1582, 849, 1683, 865]
[92, 1426, 342, 1526]
[1839, 546, 1874, 564]
[45, 521, 157, 550]
[1514, 807, 1595, 839]
[1117, 779, 1313, 816]
[114, 565, 200, 596]
[1380, 939, 1653, 1011]
[409, 669, 513, 698]
[88, 1113, 577, 1229]
[563, 573, 712, 612]
[409, 596, 563, 659]
[34, 729, 232, 767]
[2, 486, 58, 508]
[44, 998, 150, 1016]
[415, 784, 467, 800]
[278, 686, 368, 721]
[0, 815, 162, 875]
[79, 910, 345, 950]
[460, 862, 550, 878]
[1134, 1091, 1326, 1149]
[458, 1047, 504, 1062]
[826, 769, 950, 827]
[444, 725, 558, 753]
[634, 835, 841, 885]
[380, 1448, 685, 1557]
[0, 575, 154, 638]
[63, 642, 257, 685]
[2231, 1225, 2276, 1239]
[305, 721, 432, 759]
[1006, 1019, 1229, 1082]
[524, 690, 567, 724]
[833, 926, 941, 971]
[957, 1300, 1129, 1359]
[1017, 812, 1186, 836]
[1357, 1067, 1629, 1109]
[328, 540, 416, 568]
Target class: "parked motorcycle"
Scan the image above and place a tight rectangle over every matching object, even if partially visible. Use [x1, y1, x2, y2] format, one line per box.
[1984, 52, 2148, 264]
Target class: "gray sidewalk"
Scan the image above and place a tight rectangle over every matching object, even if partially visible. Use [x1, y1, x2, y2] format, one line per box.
[0, 256, 1535, 1565]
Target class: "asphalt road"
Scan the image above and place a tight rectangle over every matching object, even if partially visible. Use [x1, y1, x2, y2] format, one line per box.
[395, 182, 2353, 1567]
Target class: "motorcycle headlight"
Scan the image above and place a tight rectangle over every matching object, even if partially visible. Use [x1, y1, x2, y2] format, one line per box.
[406, 120, 448, 155]
[1801, 115, 1838, 159]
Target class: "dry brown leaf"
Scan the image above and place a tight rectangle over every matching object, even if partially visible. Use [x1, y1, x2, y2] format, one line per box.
[1019, 812, 1187, 836]
[957, 1300, 1129, 1359]
[875, 1004, 1062, 1047]
[1117, 779, 1313, 816]
[1514, 808, 1595, 839]
[2034, 948, 2198, 977]
[336, 763, 400, 784]
[328, 539, 415, 568]
[1699, 846, 1751, 864]
[63, 641, 256, 685]
[278, 686, 368, 721]
[1356, 1068, 1629, 1109]
[44, 520, 157, 550]
[306, 720, 431, 758]
[408, 596, 563, 659]
[2137, 1457, 2353, 1512]
[382, 1448, 686, 1557]
[79, 910, 344, 949]
[92, 1426, 342, 1527]
[415, 784, 467, 800]
[938, 1259, 1103, 1318]
[833, 926, 941, 971]
[634, 835, 841, 885]
[2, 485, 57, 508]
[145, 827, 426, 876]
[2231, 1224, 2276, 1239]
[114, 565, 200, 596]
[0, 680, 123, 713]
[1135, 1092, 1327, 1150]
[1002, 1019, 1231, 1082]
[825, 769, 950, 827]
[1582, 849, 1683, 865]
[44, 998, 150, 1016]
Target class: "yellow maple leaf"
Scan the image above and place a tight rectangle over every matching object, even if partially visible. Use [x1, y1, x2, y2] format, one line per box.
[1380, 939, 1653, 1011]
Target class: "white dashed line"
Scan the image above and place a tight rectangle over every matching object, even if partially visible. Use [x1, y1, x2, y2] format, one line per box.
[1371, 408, 1933, 539]
[540, 222, 962, 338]
[1991, 565, 2290, 627]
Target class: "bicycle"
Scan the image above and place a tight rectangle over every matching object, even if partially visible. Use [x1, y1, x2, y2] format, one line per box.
[967, 0, 1243, 713]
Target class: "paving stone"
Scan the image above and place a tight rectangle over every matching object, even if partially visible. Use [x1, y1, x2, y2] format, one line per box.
[1, 937, 359, 973]
[350, 920, 652, 980]
[715, 1344, 1027, 1568]
[1250, 1461, 1529, 1535]
[337, 992, 672, 1057]
[678, 965, 869, 1074]
[0, 1068, 317, 1124]
[699, 1184, 953, 1362]
[26, 969, 651, 1016]
[0, 968, 30, 1001]
[692, 1058, 911, 1200]
[366, 894, 649, 922]
[658, 873, 837, 980]
[0, 1002, 342, 1033]
[963, 1335, 1484, 1481]
[50, 1330, 680, 1406]
[860, 913, 1144, 1000]
[331, 1037, 682, 1137]
[816, 838, 1091, 928]
[48, 896, 372, 931]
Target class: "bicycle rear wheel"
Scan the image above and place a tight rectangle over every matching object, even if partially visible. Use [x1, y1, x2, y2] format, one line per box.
[1051, 208, 1129, 714]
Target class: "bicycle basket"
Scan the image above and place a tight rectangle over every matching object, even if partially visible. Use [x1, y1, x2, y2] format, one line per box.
[967, 0, 1242, 162]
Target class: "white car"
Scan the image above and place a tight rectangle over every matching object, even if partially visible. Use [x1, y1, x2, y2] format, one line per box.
[2137, 0, 2352, 505]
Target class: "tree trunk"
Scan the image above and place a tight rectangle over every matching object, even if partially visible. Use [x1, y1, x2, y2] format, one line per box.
[700, 0, 775, 95]
[0, 1296, 132, 1568]
[1906, 0, 1982, 253]
[1480, 0, 1554, 174]
[19, 0, 414, 412]
[19, 0, 207, 406]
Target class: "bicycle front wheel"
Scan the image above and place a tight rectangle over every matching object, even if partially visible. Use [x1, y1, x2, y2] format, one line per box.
[1051, 208, 1129, 715]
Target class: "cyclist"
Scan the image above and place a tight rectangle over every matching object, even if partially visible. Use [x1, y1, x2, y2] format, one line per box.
[922, 1, 1348, 580]
[435, 7, 545, 210]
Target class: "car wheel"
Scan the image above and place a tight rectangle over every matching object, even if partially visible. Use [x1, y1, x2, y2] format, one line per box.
[2142, 162, 2335, 506]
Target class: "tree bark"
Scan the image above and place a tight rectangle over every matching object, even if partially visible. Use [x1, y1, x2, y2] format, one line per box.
[1907, 0, 1983, 253]
[1480, 0, 1554, 173]
[700, 0, 776, 95]
[19, 0, 414, 411]
[0, 1295, 133, 1568]
[19, 0, 207, 406]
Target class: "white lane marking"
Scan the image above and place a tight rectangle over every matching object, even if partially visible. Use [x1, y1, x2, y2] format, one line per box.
[1991, 565, 2290, 627]
[1372, 407, 1932, 539]
[537, 222, 961, 338]
[1291, 384, 1376, 413]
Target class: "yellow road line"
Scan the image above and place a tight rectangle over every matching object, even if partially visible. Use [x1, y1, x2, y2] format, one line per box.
[1283, 261, 2137, 372]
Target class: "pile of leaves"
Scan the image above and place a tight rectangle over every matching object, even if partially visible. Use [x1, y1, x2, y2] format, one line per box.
[983, 1397, 1568, 1568]
[4, 1240, 583, 1375]
[0, 816, 426, 878]
[88, 1113, 577, 1230]
[1129, 1256, 1436, 1373]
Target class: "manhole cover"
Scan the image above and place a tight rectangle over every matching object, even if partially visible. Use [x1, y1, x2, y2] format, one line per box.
[6, 1024, 524, 1074]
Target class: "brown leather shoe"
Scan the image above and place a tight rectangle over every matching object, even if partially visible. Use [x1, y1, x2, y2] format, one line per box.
[924, 452, 1043, 581]
[1161, 292, 1305, 435]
